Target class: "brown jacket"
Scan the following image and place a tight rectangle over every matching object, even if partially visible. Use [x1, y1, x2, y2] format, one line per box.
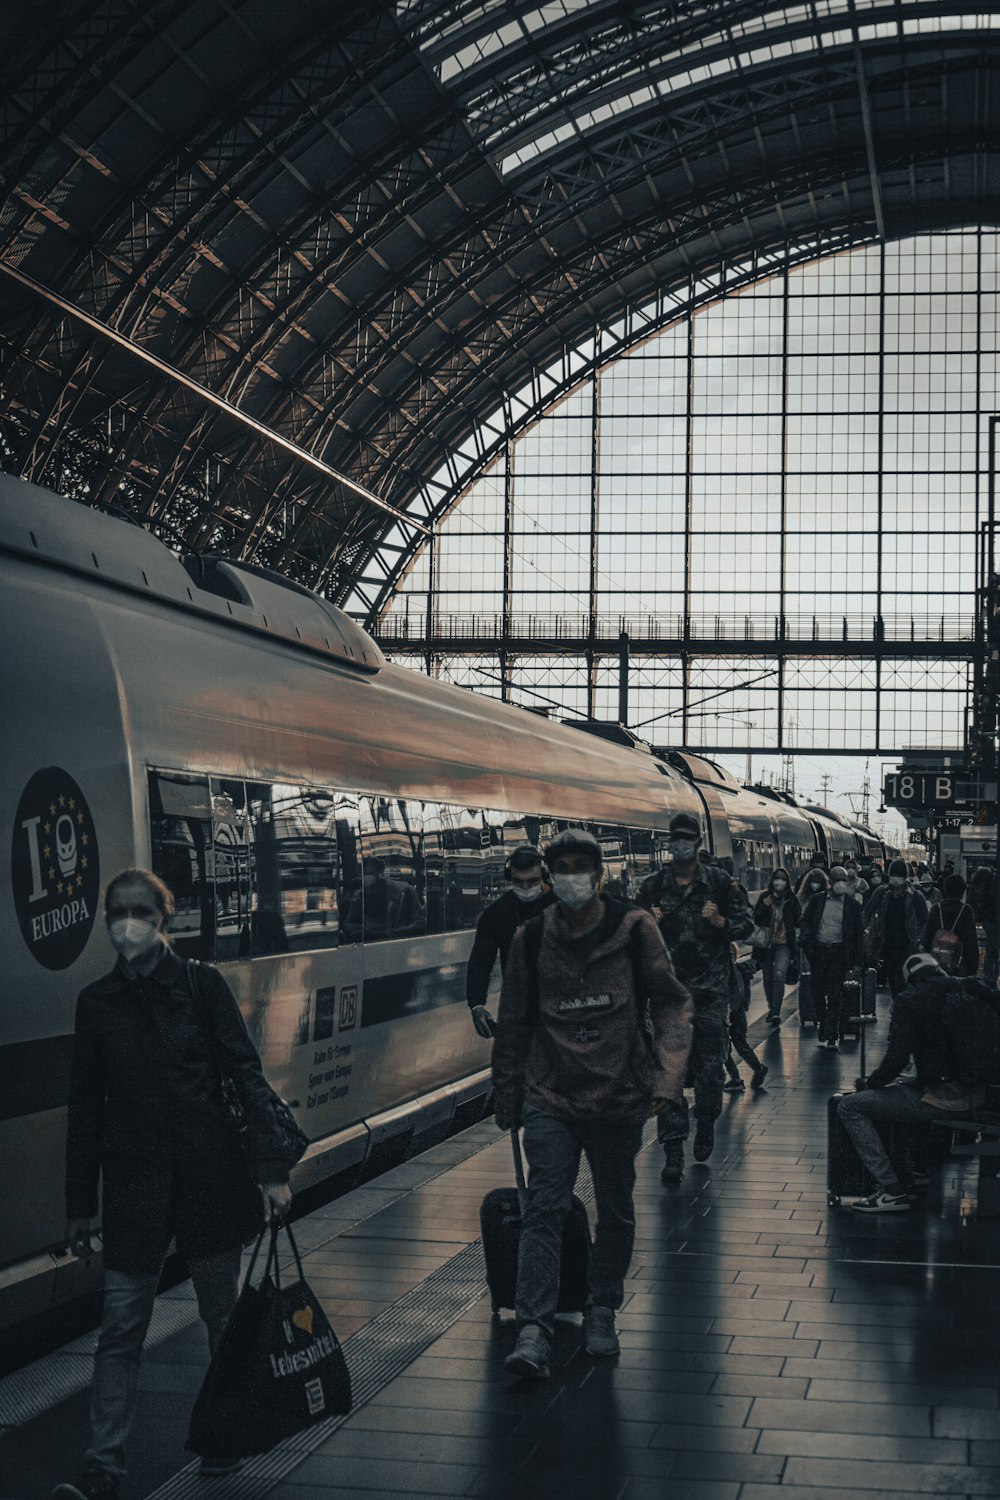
[492, 897, 693, 1125]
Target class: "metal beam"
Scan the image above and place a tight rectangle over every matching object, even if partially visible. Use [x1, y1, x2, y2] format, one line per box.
[0, 259, 431, 537]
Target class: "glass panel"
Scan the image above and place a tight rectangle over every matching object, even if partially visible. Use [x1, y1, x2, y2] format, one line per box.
[423, 803, 489, 932]
[210, 778, 252, 962]
[148, 771, 213, 960]
[248, 783, 340, 954]
[352, 797, 426, 942]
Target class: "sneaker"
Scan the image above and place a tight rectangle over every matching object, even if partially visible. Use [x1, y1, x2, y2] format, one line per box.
[660, 1139, 685, 1183]
[692, 1121, 715, 1162]
[766, 1012, 781, 1026]
[583, 1305, 620, 1357]
[504, 1323, 551, 1379]
[52, 1467, 120, 1500]
[825, 1038, 839, 1051]
[750, 1063, 769, 1091]
[199, 1455, 245, 1478]
[723, 1077, 745, 1092]
[847, 1189, 912, 1213]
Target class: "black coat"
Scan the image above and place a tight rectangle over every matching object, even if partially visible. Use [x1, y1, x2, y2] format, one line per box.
[65, 945, 288, 1273]
[466, 889, 555, 1007]
[799, 891, 864, 968]
[751, 890, 800, 942]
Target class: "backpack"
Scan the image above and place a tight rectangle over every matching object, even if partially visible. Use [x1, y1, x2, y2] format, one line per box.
[939, 980, 1000, 1087]
[521, 907, 655, 1054]
[929, 903, 966, 974]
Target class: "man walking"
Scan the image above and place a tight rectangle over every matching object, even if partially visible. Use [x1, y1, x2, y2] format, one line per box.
[640, 813, 753, 1180]
[466, 845, 552, 1038]
[491, 829, 692, 1378]
[799, 864, 863, 1050]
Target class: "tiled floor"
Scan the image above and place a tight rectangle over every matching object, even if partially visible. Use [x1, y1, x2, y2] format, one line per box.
[3, 985, 1000, 1500]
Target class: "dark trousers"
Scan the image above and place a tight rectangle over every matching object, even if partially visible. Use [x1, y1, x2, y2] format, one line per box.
[517, 1106, 642, 1336]
[885, 947, 909, 999]
[658, 992, 728, 1138]
[811, 943, 847, 1042]
[726, 1002, 759, 1078]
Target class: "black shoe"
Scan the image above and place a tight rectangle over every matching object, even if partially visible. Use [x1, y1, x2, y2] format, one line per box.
[692, 1121, 715, 1162]
[52, 1467, 120, 1500]
[723, 1077, 745, 1092]
[766, 1012, 781, 1026]
[660, 1139, 685, 1183]
[199, 1455, 245, 1478]
[750, 1063, 769, 1091]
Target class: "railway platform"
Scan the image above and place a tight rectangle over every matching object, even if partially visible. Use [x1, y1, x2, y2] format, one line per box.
[2, 988, 1000, 1500]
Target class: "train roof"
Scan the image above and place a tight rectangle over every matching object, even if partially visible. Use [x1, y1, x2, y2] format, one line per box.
[0, 474, 385, 674]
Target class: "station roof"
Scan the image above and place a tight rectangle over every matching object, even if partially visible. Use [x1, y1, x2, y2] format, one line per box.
[2, 2, 999, 615]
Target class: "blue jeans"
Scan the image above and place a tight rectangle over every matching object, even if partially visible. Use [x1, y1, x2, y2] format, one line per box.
[516, 1106, 643, 1336]
[86, 1248, 241, 1477]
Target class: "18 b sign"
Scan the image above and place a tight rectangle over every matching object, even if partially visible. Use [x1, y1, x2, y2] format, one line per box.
[883, 771, 954, 809]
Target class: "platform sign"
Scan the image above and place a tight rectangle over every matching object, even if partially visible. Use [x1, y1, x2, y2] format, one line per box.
[883, 771, 956, 809]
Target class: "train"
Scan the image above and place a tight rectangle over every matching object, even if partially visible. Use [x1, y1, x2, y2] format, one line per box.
[0, 475, 899, 1331]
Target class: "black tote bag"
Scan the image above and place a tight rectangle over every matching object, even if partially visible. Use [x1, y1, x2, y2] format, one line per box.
[187, 1222, 352, 1458]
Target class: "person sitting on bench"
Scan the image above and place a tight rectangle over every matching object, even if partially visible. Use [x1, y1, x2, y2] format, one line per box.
[837, 952, 999, 1213]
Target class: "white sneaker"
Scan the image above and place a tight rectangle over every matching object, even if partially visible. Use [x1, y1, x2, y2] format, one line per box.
[848, 1189, 912, 1213]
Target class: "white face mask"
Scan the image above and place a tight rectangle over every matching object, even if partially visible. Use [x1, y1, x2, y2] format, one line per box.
[511, 881, 542, 904]
[109, 916, 160, 963]
[832, 881, 848, 896]
[889, 876, 906, 888]
[550, 872, 596, 910]
[771, 880, 787, 893]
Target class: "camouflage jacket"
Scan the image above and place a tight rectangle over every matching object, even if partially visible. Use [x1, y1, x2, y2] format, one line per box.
[640, 862, 753, 997]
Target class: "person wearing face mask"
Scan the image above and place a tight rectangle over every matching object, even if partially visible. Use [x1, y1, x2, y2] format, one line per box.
[916, 866, 943, 908]
[752, 868, 801, 1026]
[861, 858, 929, 999]
[466, 846, 553, 1037]
[491, 828, 692, 1377]
[799, 864, 864, 1050]
[639, 812, 753, 1177]
[842, 860, 869, 905]
[55, 870, 295, 1500]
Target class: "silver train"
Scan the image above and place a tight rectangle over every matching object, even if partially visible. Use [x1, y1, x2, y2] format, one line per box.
[0, 477, 896, 1331]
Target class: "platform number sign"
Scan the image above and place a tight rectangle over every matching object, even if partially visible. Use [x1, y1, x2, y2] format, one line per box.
[11, 767, 100, 969]
[883, 771, 955, 810]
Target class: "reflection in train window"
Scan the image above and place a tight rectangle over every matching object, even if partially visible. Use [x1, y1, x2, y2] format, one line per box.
[148, 771, 213, 959]
[423, 804, 486, 932]
[248, 783, 339, 954]
[212, 779, 252, 962]
[346, 797, 426, 943]
[587, 824, 628, 897]
[625, 827, 664, 898]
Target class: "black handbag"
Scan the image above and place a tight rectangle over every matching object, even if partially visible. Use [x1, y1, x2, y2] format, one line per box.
[186, 960, 308, 1175]
[187, 1221, 352, 1457]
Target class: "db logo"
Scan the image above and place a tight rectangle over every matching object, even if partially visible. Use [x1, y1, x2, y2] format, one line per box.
[338, 986, 358, 1030]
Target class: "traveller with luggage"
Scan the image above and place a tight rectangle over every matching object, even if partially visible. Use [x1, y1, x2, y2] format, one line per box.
[799, 865, 864, 1050]
[53, 870, 298, 1500]
[863, 858, 928, 998]
[640, 813, 753, 1178]
[923, 874, 980, 976]
[836, 952, 1000, 1211]
[466, 844, 553, 1037]
[491, 828, 692, 1378]
[751, 866, 800, 1026]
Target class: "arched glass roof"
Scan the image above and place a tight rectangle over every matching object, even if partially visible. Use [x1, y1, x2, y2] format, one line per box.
[1, 1, 998, 602]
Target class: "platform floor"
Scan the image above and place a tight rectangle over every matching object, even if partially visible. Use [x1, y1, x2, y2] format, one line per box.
[3, 986, 1000, 1500]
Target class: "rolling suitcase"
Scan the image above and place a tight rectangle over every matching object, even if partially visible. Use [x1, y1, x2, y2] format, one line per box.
[797, 968, 817, 1028]
[841, 968, 878, 1041]
[480, 1129, 591, 1317]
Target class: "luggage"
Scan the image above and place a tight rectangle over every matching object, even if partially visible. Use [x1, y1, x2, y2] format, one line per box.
[861, 965, 878, 1017]
[840, 968, 877, 1041]
[826, 1091, 902, 1205]
[797, 968, 816, 1028]
[480, 1129, 591, 1316]
[187, 1222, 351, 1460]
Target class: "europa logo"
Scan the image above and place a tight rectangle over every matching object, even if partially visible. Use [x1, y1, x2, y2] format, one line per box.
[11, 767, 100, 970]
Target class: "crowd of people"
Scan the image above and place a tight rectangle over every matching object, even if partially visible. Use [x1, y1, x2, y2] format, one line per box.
[53, 835, 1000, 1492]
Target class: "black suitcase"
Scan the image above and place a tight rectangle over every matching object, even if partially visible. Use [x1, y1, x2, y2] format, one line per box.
[480, 1129, 591, 1316]
[861, 966, 878, 1016]
[841, 968, 878, 1040]
[797, 969, 817, 1028]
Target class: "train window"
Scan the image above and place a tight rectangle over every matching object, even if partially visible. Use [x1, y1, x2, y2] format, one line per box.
[211, 779, 252, 962]
[347, 797, 426, 943]
[587, 823, 629, 898]
[148, 771, 213, 960]
[625, 828, 664, 899]
[247, 782, 339, 954]
[423, 803, 485, 932]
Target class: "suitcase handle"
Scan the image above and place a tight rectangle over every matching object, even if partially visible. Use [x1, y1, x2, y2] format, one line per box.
[510, 1128, 528, 1211]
